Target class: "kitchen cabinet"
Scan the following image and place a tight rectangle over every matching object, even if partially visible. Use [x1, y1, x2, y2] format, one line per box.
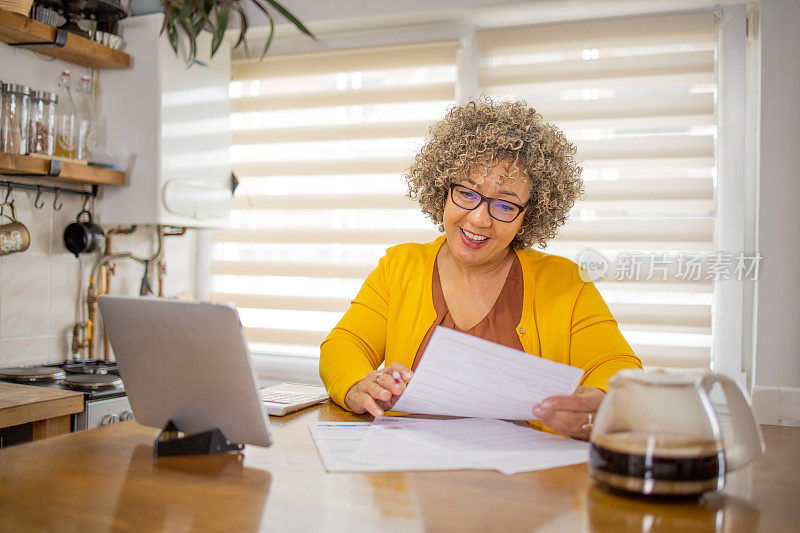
[0, 7, 129, 68]
[96, 13, 233, 227]
[0, 382, 83, 447]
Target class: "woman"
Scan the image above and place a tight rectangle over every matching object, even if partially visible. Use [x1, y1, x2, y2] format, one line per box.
[319, 99, 642, 440]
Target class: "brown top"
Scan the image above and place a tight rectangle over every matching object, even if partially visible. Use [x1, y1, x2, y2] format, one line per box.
[0, 405, 796, 532]
[0, 382, 84, 430]
[412, 254, 524, 370]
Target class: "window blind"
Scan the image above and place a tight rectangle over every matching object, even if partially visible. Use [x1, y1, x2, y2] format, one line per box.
[477, 11, 718, 369]
[214, 42, 457, 359]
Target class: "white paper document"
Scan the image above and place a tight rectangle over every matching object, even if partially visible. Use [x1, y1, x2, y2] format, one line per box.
[308, 422, 399, 473]
[309, 328, 589, 475]
[308, 421, 469, 472]
[309, 418, 588, 475]
[392, 327, 585, 420]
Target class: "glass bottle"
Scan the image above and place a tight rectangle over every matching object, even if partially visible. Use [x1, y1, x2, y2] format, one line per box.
[55, 71, 77, 159]
[28, 90, 58, 156]
[1, 83, 31, 154]
[75, 75, 95, 160]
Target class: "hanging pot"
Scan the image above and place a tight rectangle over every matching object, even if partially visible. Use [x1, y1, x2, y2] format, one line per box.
[63, 209, 103, 257]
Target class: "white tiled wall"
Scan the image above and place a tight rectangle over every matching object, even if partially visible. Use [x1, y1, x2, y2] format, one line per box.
[0, 187, 199, 368]
[0, 190, 89, 366]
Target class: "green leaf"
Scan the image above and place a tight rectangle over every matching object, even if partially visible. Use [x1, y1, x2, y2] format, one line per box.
[161, 0, 314, 64]
[159, 0, 173, 34]
[261, 0, 314, 38]
[248, 0, 283, 58]
[260, 9, 275, 59]
[248, 0, 272, 24]
[166, 22, 179, 56]
[178, 0, 194, 21]
[210, 5, 230, 58]
[177, 18, 197, 64]
[190, 10, 206, 34]
[231, 2, 247, 48]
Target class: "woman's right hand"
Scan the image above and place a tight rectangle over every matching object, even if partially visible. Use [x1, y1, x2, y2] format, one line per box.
[344, 363, 413, 417]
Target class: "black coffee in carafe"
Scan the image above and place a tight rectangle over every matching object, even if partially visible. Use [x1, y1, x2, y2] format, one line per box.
[589, 431, 726, 496]
[588, 370, 764, 498]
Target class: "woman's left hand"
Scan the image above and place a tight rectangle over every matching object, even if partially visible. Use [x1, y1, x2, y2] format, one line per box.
[532, 386, 605, 441]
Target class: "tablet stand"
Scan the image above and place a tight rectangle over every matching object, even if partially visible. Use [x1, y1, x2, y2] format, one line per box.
[154, 420, 245, 457]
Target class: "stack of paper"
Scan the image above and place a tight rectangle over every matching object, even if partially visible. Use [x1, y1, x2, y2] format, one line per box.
[309, 327, 590, 474]
[309, 417, 588, 474]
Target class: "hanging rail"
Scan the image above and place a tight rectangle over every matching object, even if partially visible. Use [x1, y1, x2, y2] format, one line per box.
[0, 180, 97, 211]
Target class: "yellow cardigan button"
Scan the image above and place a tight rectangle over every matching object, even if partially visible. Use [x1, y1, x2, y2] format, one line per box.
[518, 327, 526, 335]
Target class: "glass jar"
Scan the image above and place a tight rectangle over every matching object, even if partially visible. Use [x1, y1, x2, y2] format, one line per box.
[75, 76, 95, 160]
[55, 71, 77, 159]
[28, 90, 58, 156]
[1, 83, 31, 154]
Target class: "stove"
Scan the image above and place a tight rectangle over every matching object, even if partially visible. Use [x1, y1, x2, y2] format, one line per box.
[62, 360, 119, 376]
[0, 362, 132, 431]
[0, 366, 65, 383]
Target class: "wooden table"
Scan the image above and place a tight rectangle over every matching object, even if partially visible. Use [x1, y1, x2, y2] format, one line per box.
[0, 402, 797, 532]
[0, 382, 83, 441]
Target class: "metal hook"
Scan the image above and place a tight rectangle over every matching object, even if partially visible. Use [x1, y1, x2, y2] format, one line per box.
[1, 198, 13, 216]
[0, 184, 10, 217]
[81, 193, 90, 213]
[0, 200, 14, 220]
[34, 186, 45, 210]
[53, 188, 63, 211]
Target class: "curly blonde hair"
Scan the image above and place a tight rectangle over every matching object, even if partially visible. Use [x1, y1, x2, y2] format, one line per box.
[405, 98, 583, 249]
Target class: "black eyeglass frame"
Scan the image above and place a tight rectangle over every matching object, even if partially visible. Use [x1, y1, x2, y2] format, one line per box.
[448, 183, 528, 223]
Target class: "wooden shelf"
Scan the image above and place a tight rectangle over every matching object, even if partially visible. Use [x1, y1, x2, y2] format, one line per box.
[0, 7, 130, 68]
[0, 152, 125, 186]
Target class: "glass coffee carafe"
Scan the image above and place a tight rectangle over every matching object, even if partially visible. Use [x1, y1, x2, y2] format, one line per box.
[589, 369, 764, 497]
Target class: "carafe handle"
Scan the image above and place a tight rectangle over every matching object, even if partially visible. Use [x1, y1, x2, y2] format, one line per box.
[701, 374, 765, 472]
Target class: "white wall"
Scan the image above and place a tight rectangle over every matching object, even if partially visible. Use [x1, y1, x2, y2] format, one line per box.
[752, 0, 800, 388]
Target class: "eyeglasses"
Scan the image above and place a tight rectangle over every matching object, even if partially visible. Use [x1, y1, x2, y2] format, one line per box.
[449, 183, 527, 223]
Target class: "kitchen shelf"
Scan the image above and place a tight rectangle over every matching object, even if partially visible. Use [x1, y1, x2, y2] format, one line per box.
[0, 152, 125, 186]
[0, 7, 130, 68]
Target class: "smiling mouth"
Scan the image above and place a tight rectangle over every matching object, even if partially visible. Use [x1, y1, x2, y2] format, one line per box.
[461, 228, 488, 244]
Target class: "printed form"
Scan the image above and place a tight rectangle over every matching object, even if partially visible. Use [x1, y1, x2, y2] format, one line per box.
[309, 418, 588, 474]
[309, 328, 590, 474]
[356, 417, 588, 474]
[392, 326, 584, 420]
[309, 421, 477, 473]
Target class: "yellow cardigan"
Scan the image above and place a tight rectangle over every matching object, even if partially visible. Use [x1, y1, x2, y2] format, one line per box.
[319, 236, 642, 418]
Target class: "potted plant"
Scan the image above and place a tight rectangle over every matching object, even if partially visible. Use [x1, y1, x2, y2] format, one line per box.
[160, 0, 313, 64]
